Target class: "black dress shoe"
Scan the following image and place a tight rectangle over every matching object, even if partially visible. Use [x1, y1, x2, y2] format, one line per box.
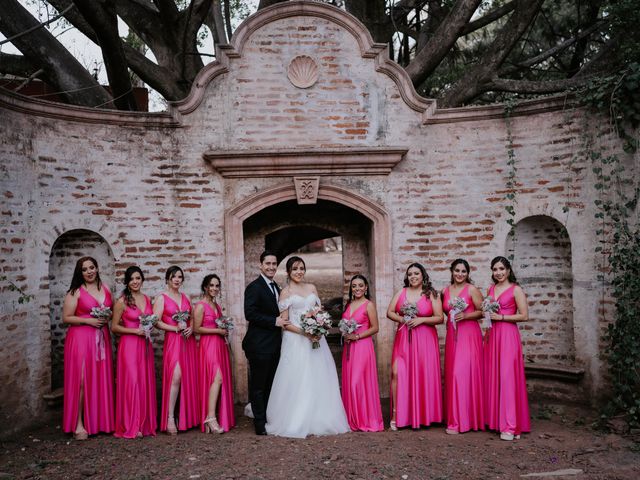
[256, 429, 267, 436]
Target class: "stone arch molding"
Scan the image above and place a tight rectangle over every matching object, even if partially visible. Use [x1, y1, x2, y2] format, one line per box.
[39, 218, 124, 262]
[224, 182, 394, 400]
[171, 0, 434, 118]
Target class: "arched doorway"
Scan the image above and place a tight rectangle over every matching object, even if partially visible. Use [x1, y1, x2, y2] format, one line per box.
[224, 184, 393, 400]
[48, 229, 115, 391]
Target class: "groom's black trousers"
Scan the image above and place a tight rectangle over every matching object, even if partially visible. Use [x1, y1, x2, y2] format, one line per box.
[247, 352, 280, 432]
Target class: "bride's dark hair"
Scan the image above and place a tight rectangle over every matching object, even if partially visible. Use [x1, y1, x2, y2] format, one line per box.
[285, 256, 306, 280]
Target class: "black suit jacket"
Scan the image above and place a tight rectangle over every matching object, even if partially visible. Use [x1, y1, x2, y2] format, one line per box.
[242, 276, 282, 356]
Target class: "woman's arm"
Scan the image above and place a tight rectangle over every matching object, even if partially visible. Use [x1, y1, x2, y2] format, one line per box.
[153, 295, 179, 333]
[408, 293, 444, 327]
[111, 298, 143, 336]
[455, 285, 483, 322]
[193, 303, 227, 336]
[62, 291, 102, 327]
[386, 290, 404, 324]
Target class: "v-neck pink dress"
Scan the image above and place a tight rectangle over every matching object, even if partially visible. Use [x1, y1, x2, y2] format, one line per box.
[114, 295, 157, 438]
[159, 293, 199, 431]
[340, 300, 383, 432]
[442, 284, 484, 432]
[390, 289, 442, 428]
[63, 285, 115, 434]
[484, 284, 530, 435]
[197, 301, 235, 432]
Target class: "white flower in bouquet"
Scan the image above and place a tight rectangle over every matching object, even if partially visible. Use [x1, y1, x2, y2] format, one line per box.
[90, 305, 112, 320]
[300, 310, 333, 349]
[172, 310, 190, 337]
[90, 305, 111, 361]
[216, 315, 234, 344]
[481, 297, 500, 329]
[139, 313, 158, 341]
[447, 297, 468, 330]
[338, 318, 360, 336]
[400, 302, 418, 323]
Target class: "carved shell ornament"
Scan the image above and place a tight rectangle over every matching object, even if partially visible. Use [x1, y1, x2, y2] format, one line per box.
[287, 55, 319, 89]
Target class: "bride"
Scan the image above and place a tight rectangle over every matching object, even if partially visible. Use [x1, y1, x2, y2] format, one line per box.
[265, 256, 350, 438]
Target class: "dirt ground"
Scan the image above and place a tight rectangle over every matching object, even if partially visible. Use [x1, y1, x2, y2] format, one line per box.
[4, 252, 639, 479]
[1, 402, 639, 480]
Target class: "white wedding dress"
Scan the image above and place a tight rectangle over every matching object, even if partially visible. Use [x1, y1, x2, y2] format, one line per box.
[265, 293, 350, 438]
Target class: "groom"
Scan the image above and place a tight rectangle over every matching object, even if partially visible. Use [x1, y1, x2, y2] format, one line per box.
[242, 251, 289, 435]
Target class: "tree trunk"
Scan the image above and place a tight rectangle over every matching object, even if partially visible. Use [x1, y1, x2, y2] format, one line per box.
[0, 0, 112, 107]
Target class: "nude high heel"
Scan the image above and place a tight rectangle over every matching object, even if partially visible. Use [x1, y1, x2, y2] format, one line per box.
[204, 417, 223, 434]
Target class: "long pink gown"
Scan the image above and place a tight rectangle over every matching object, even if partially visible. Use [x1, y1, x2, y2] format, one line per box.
[341, 300, 384, 432]
[114, 296, 157, 438]
[390, 289, 442, 428]
[63, 286, 115, 434]
[442, 284, 484, 432]
[196, 301, 235, 432]
[484, 284, 530, 435]
[160, 293, 199, 431]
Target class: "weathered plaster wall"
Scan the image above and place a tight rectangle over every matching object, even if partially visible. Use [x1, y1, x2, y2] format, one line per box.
[0, 1, 629, 435]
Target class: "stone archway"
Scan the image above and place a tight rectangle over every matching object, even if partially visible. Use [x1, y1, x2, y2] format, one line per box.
[224, 183, 393, 400]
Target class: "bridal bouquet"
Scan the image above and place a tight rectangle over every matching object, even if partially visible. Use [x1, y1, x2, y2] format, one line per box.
[400, 302, 418, 343]
[300, 310, 333, 349]
[216, 315, 234, 344]
[90, 305, 112, 361]
[139, 313, 158, 342]
[447, 297, 468, 331]
[172, 310, 190, 338]
[481, 297, 500, 329]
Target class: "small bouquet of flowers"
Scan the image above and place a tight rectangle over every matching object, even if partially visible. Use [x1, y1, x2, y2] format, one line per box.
[90, 305, 112, 361]
[300, 310, 333, 349]
[338, 317, 361, 360]
[172, 310, 190, 338]
[139, 313, 158, 342]
[481, 297, 500, 329]
[216, 315, 234, 344]
[400, 302, 418, 343]
[447, 297, 468, 331]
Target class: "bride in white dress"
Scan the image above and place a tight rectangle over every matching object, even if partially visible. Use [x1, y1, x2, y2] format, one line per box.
[265, 256, 350, 438]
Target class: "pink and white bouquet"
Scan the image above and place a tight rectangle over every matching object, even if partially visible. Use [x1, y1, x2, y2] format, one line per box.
[447, 297, 468, 331]
[172, 310, 190, 338]
[139, 313, 158, 342]
[339, 317, 361, 360]
[216, 315, 234, 344]
[481, 297, 500, 329]
[90, 305, 112, 361]
[300, 310, 333, 349]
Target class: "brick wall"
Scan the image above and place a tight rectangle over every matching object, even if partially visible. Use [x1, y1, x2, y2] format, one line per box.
[0, 2, 633, 434]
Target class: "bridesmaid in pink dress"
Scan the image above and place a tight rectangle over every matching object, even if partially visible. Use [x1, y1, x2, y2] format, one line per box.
[153, 266, 199, 434]
[484, 256, 531, 441]
[340, 274, 384, 432]
[111, 266, 157, 438]
[387, 263, 444, 430]
[62, 256, 114, 440]
[193, 274, 235, 434]
[442, 258, 484, 434]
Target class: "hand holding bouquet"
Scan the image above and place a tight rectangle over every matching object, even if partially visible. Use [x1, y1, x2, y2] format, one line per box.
[481, 297, 500, 329]
[400, 302, 418, 326]
[172, 310, 190, 338]
[300, 310, 333, 349]
[139, 313, 158, 341]
[216, 315, 234, 344]
[338, 317, 360, 337]
[447, 297, 468, 331]
[90, 305, 112, 326]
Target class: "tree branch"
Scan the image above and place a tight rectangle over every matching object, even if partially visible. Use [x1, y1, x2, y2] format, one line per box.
[487, 76, 591, 94]
[0, 0, 111, 107]
[461, 1, 515, 35]
[405, 0, 483, 86]
[0, 52, 37, 78]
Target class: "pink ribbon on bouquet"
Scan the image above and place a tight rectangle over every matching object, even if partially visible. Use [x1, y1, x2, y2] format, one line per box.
[95, 328, 106, 361]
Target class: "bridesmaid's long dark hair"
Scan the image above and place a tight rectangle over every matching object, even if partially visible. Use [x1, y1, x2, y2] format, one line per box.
[490, 256, 518, 284]
[68, 256, 102, 294]
[449, 258, 473, 284]
[346, 274, 371, 306]
[122, 266, 145, 307]
[403, 262, 438, 299]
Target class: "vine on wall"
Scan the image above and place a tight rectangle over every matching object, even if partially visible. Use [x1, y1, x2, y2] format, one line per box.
[579, 62, 640, 428]
[503, 97, 519, 261]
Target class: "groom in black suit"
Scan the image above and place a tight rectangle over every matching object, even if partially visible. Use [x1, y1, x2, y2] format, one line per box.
[242, 251, 289, 435]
